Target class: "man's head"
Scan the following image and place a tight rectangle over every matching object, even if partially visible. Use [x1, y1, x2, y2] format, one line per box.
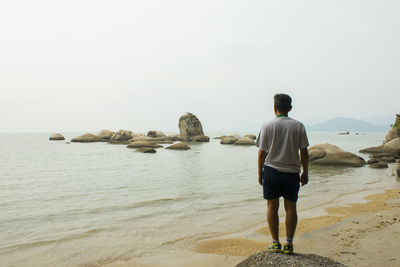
[274, 94, 292, 115]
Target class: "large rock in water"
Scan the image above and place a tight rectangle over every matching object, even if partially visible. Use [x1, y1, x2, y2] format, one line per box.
[165, 142, 191, 150]
[220, 136, 238, 144]
[236, 251, 347, 267]
[147, 130, 167, 138]
[97, 129, 114, 141]
[126, 141, 163, 149]
[110, 130, 134, 142]
[71, 133, 101, 142]
[360, 137, 400, 154]
[234, 137, 256, 146]
[49, 133, 65, 140]
[178, 113, 209, 142]
[309, 143, 366, 167]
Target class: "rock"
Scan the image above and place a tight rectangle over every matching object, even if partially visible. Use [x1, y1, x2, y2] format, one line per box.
[110, 130, 134, 142]
[220, 136, 238, 144]
[367, 158, 379, 164]
[385, 114, 400, 143]
[382, 137, 400, 153]
[131, 136, 154, 142]
[165, 142, 191, 150]
[230, 134, 241, 140]
[136, 147, 157, 153]
[236, 251, 347, 267]
[147, 130, 167, 138]
[369, 162, 388, 169]
[379, 156, 396, 163]
[153, 140, 173, 144]
[178, 112, 206, 139]
[152, 136, 171, 142]
[168, 134, 182, 141]
[308, 143, 366, 167]
[234, 137, 256, 146]
[49, 133, 65, 140]
[359, 146, 385, 154]
[244, 134, 256, 140]
[189, 135, 210, 142]
[97, 129, 114, 141]
[71, 133, 101, 142]
[372, 152, 398, 159]
[126, 141, 163, 149]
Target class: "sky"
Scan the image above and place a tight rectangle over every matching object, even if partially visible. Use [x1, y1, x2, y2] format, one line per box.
[1, 0, 399, 133]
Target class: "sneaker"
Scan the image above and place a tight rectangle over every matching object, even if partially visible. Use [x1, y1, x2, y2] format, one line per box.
[282, 243, 294, 254]
[267, 241, 281, 253]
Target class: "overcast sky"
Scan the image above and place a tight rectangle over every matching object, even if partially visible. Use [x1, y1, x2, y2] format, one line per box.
[1, 0, 399, 133]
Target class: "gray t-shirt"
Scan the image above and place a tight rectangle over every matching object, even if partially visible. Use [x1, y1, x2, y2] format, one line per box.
[256, 117, 309, 173]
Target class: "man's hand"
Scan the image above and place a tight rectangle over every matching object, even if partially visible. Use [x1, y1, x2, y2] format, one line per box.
[258, 173, 263, 185]
[300, 171, 308, 187]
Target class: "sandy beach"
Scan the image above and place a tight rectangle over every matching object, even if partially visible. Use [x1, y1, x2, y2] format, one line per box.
[104, 186, 400, 267]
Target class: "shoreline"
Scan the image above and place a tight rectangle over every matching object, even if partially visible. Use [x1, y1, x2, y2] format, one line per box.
[104, 185, 400, 267]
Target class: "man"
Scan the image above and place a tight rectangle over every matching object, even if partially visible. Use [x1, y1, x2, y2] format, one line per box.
[256, 93, 309, 254]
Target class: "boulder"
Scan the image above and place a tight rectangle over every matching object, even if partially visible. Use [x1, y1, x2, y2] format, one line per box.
[382, 137, 400, 152]
[244, 134, 256, 140]
[147, 130, 167, 138]
[234, 137, 256, 146]
[127, 141, 163, 149]
[369, 162, 388, 169]
[165, 142, 191, 150]
[372, 152, 399, 159]
[71, 133, 101, 142]
[97, 129, 114, 141]
[178, 112, 206, 139]
[131, 136, 154, 142]
[110, 130, 134, 142]
[367, 158, 379, 165]
[309, 143, 366, 167]
[136, 147, 157, 153]
[385, 114, 400, 143]
[168, 134, 182, 141]
[220, 137, 238, 145]
[379, 156, 396, 163]
[189, 135, 210, 142]
[49, 133, 65, 141]
[236, 251, 346, 267]
[360, 138, 400, 154]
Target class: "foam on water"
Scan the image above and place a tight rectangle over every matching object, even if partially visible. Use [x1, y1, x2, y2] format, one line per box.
[0, 132, 398, 266]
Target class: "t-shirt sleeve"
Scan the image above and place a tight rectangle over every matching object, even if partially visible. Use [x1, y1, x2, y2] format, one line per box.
[299, 124, 309, 149]
[256, 125, 268, 152]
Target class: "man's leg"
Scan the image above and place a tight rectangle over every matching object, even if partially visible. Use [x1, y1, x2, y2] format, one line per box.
[267, 198, 280, 242]
[283, 198, 297, 240]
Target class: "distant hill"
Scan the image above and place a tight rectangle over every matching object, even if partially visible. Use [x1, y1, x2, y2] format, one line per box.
[307, 117, 389, 132]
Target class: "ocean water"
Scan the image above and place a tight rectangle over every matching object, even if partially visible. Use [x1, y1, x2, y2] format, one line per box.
[0, 132, 399, 266]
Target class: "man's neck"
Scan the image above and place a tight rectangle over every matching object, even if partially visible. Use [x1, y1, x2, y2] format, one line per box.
[276, 113, 288, 118]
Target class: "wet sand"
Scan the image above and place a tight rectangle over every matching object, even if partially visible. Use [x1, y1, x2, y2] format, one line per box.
[103, 189, 400, 267]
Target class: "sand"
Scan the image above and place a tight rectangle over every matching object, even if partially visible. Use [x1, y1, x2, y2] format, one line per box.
[103, 189, 400, 267]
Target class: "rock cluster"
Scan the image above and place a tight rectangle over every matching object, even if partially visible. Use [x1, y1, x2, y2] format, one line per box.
[166, 142, 191, 150]
[359, 115, 400, 169]
[218, 134, 256, 146]
[49, 133, 65, 141]
[308, 143, 366, 167]
[236, 251, 347, 267]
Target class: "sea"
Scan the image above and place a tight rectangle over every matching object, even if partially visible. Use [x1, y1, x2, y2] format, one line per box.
[0, 132, 399, 266]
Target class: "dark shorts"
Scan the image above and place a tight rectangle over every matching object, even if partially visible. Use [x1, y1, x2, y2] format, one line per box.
[262, 166, 300, 202]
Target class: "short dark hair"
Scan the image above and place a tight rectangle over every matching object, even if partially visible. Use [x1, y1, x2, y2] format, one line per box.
[274, 94, 292, 113]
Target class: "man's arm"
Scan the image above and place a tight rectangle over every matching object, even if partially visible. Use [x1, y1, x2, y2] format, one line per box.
[258, 150, 267, 185]
[300, 148, 309, 186]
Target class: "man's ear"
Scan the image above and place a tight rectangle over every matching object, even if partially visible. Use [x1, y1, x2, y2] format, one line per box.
[274, 105, 277, 112]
